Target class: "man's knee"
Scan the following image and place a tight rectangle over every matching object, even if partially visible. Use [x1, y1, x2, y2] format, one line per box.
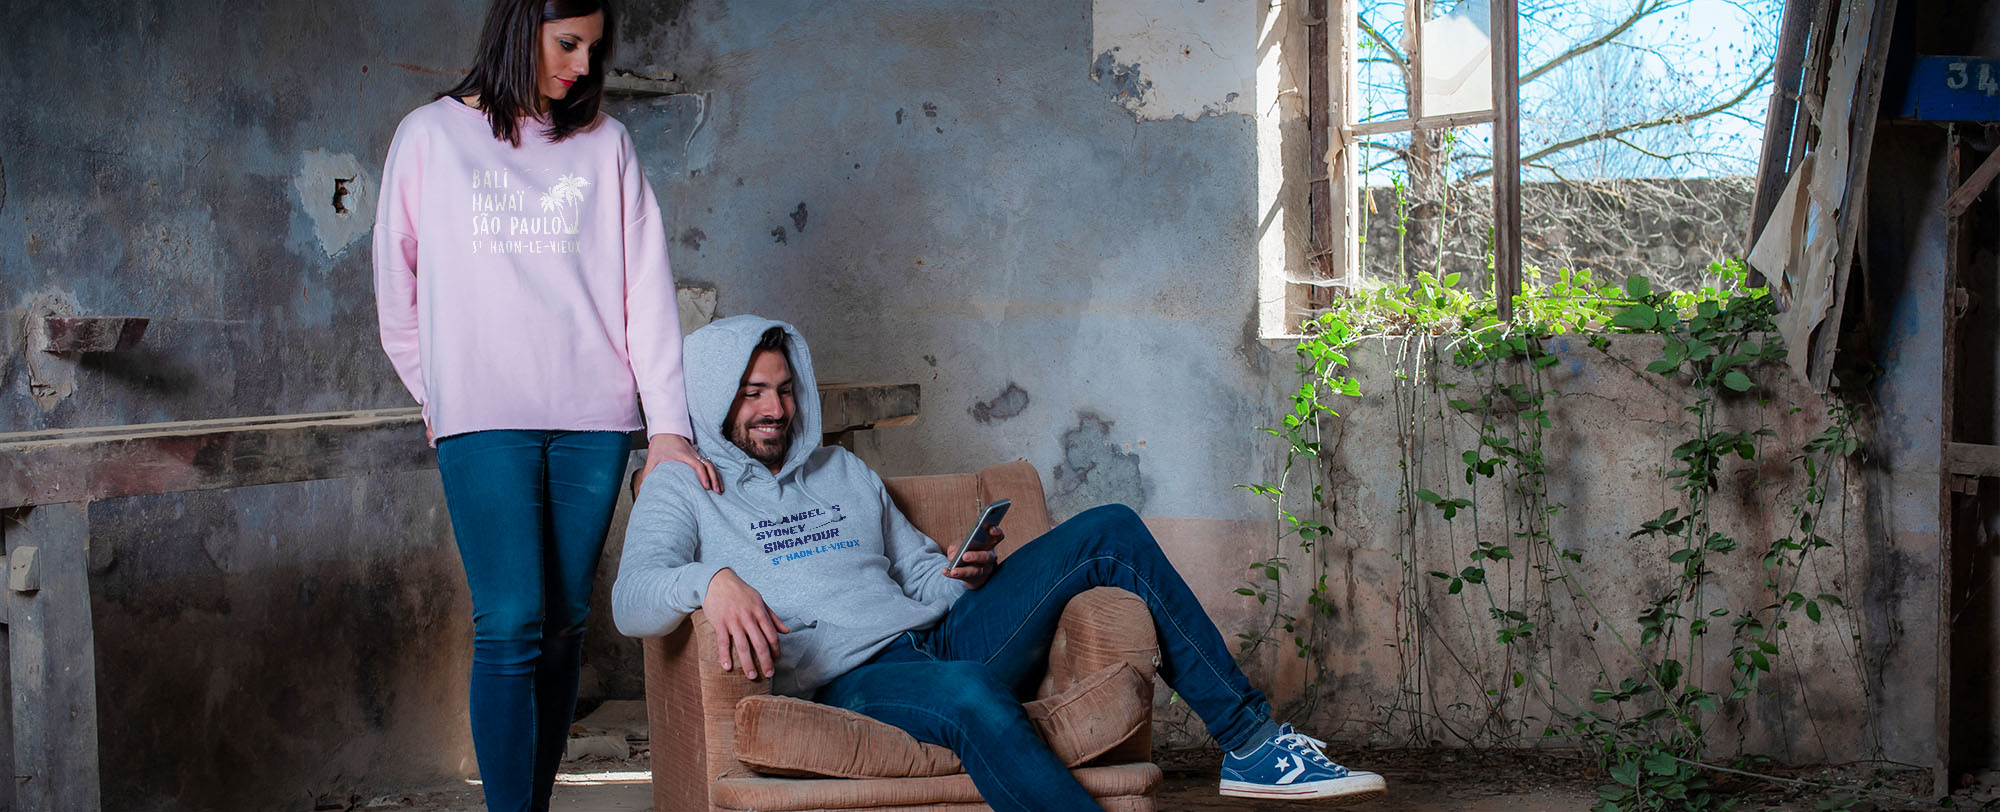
[1074, 503, 1153, 553]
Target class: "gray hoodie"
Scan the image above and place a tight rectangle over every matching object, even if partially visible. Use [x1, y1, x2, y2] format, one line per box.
[611, 315, 965, 696]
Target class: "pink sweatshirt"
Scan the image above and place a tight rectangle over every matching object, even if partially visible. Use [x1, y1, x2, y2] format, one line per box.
[373, 98, 692, 444]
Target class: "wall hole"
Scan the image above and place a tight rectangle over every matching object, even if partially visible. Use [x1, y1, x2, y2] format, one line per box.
[332, 177, 354, 215]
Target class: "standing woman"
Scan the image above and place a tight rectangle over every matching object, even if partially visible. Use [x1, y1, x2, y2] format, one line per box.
[372, 1, 718, 809]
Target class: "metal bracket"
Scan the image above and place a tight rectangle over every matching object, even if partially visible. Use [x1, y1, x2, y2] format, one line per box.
[9, 545, 39, 593]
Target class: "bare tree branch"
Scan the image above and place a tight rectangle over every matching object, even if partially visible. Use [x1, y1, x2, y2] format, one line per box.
[1462, 58, 1774, 181]
[1521, 0, 1676, 85]
[1356, 16, 1408, 74]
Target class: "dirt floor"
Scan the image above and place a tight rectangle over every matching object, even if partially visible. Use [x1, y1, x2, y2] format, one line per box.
[343, 706, 1984, 811]
[354, 748, 2000, 812]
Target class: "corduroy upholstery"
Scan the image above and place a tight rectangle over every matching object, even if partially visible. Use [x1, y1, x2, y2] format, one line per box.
[640, 460, 1163, 811]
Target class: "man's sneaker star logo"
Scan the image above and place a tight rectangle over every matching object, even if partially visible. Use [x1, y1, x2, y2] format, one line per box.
[1275, 755, 1305, 785]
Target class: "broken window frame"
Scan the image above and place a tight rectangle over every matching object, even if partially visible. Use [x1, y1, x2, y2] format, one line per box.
[1302, 0, 1522, 322]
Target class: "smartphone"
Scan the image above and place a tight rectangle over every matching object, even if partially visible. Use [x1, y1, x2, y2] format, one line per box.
[947, 499, 1012, 569]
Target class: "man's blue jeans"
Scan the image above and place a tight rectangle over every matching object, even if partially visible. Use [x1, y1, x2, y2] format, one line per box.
[814, 504, 1272, 812]
[436, 430, 630, 812]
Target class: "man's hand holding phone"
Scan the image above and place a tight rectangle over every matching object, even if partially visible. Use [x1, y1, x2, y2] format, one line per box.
[944, 525, 1003, 588]
[703, 568, 790, 680]
[944, 499, 1011, 590]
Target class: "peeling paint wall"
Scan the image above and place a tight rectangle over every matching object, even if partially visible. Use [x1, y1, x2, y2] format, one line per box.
[0, 2, 486, 808]
[1090, 0, 1256, 121]
[0, 0, 1941, 806]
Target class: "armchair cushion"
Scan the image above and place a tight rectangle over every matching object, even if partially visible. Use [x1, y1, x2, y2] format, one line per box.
[733, 661, 1149, 779]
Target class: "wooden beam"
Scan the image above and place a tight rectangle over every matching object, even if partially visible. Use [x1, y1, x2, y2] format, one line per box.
[1491, 0, 1521, 321]
[0, 383, 925, 509]
[4, 503, 100, 812]
[1307, 0, 1337, 310]
[817, 382, 922, 434]
[40, 318, 148, 354]
[1945, 146, 2000, 216]
[1945, 442, 2000, 477]
[1807, 0, 1900, 391]
[0, 409, 431, 509]
[1748, 0, 1822, 256]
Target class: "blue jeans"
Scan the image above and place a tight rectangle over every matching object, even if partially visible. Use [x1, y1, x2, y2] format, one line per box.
[436, 430, 630, 812]
[814, 504, 1271, 812]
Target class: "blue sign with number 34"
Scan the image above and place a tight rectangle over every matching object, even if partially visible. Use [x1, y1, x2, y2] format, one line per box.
[1897, 55, 2000, 121]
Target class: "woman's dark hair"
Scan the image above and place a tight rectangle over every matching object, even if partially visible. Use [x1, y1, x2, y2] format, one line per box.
[443, 0, 617, 146]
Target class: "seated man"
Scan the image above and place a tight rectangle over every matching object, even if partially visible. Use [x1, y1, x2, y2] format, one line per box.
[612, 315, 1385, 809]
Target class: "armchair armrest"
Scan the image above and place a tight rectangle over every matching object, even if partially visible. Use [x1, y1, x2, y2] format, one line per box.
[1043, 587, 1159, 764]
[1045, 587, 1160, 692]
[645, 609, 772, 812]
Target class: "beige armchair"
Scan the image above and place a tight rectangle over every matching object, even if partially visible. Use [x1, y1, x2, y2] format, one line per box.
[641, 460, 1165, 811]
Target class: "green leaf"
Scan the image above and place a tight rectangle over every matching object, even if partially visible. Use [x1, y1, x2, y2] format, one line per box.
[1610, 760, 1639, 787]
[1625, 275, 1653, 299]
[1722, 370, 1754, 391]
[1612, 305, 1658, 331]
[1806, 601, 1822, 623]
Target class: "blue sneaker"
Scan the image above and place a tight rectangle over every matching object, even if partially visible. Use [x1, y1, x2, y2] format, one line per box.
[1219, 724, 1386, 802]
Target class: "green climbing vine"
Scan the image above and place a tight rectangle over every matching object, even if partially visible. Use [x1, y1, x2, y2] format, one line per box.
[1239, 262, 1875, 810]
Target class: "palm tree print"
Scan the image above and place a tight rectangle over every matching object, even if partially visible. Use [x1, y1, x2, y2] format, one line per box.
[539, 173, 590, 235]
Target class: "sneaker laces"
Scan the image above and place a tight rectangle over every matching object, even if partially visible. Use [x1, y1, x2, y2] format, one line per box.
[1272, 731, 1340, 770]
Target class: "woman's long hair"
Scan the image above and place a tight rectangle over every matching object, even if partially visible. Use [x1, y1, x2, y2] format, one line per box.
[443, 0, 618, 146]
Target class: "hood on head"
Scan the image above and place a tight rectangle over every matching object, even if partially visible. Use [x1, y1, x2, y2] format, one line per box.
[682, 315, 822, 481]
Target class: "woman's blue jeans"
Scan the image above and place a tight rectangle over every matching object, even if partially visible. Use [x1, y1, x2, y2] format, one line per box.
[436, 430, 630, 812]
[814, 504, 1272, 812]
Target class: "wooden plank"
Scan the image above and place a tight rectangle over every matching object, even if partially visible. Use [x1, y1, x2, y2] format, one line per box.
[1941, 136, 1966, 799]
[0, 543, 12, 812]
[1306, 0, 1336, 311]
[1808, 0, 1900, 391]
[1945, 442, 2000, 477]
[0, 382, 924, 509]
[817, 382, 922, 435]
[4, 503, 100, 812]
[602, 70, 683, 97]
[1945, 146, 2000, 215]
[1748, 0, 1821, 252]
[1491, 0, 1521, 321]
[40, 318, 148, 354]
[0, 409, 431, 509]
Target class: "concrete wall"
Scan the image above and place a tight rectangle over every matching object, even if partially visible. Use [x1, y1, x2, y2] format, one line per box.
[0, 0, 1944, 807]
[1257, 336, 1873, 762]
[0, 0, 1293, 807]
[1361, 177, 1756, 291]
[0, 2, 485, 809]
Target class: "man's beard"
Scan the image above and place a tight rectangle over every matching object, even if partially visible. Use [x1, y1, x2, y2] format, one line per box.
[727, 418, 791, 468]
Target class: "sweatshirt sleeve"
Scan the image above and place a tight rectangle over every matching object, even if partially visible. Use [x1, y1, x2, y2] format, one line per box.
[619, 131, 694, 441]
[873, 466, 968, 608]
[372, 116, 428, 409]
[612, 468, 726, 637]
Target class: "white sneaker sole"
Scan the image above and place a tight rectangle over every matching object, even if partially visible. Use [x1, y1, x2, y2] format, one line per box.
[1220, 773, 1388, 803]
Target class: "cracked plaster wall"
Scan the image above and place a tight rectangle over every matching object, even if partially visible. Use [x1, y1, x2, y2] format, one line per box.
[0, 0, 1920, 806]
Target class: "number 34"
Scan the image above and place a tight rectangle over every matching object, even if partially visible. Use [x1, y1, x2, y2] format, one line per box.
[1946, 60, 2000, 96]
